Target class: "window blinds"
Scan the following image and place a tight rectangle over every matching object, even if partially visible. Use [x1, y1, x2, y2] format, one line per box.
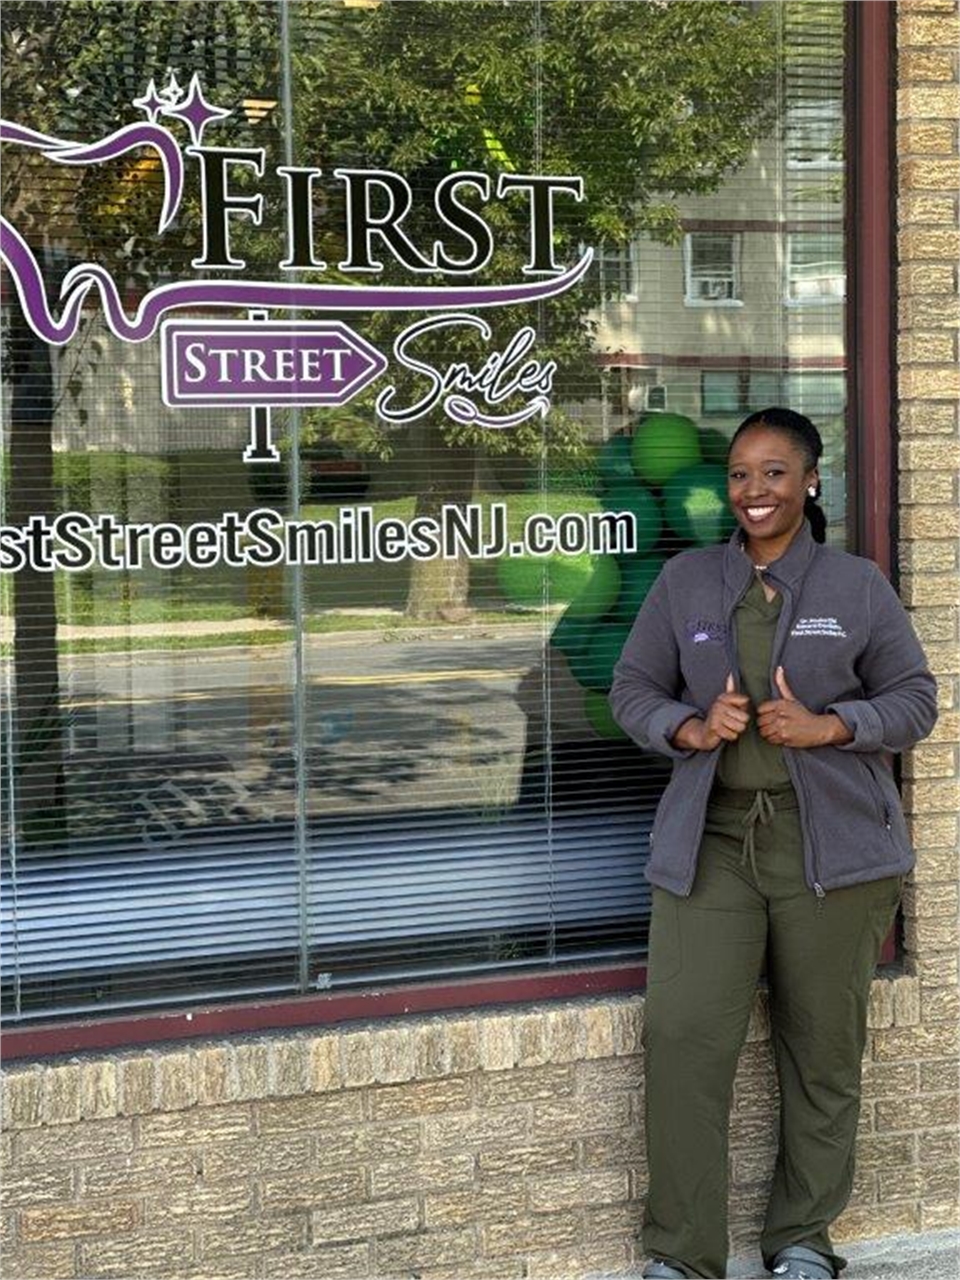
[1, 0, 848, 1025]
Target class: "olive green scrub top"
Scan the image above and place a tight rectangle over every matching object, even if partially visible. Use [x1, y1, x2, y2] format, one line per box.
[716, 573, 792, 791]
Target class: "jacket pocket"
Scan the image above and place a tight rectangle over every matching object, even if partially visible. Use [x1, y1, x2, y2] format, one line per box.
[858, 756, 893, 831]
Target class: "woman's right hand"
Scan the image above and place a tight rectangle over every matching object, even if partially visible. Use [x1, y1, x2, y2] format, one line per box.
[673, 674, 751, 751]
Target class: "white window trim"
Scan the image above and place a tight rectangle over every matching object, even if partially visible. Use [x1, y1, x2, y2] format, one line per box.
[683, 232, 743, 308]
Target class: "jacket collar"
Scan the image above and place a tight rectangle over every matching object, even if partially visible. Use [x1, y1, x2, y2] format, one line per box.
[723, 519, 818, 606]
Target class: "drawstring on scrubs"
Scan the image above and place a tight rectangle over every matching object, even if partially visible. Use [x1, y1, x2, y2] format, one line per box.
[740, 788, 777, 886]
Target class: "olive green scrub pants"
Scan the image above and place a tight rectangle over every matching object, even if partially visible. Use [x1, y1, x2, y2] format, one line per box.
[642, 786, 901, 1280]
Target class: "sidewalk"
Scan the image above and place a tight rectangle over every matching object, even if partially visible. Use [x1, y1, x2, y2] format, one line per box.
[590, 1227, 960, 1279]
[728, 1227, 960, 1278]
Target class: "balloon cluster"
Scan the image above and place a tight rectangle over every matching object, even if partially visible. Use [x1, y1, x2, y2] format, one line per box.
[501, 413, 735, 739]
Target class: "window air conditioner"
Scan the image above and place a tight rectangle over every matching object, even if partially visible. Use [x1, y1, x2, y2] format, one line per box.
[645, 385, 668, 411]
[697, 278, 733, 301]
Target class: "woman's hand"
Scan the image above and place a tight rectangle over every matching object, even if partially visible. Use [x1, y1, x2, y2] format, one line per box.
[674, 674, 751, 751]
[757, 667, 854, 748]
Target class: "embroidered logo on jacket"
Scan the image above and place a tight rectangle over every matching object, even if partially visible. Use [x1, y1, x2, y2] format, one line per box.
[790, 616, 848, 638]
[685, 618, 726, 644]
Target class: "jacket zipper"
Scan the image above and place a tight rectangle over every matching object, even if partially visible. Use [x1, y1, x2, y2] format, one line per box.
[678, 577, 749, 896]
[862, 757, 894, 831]
[791, 754, 825, 903]
[766, 574, 826, 902]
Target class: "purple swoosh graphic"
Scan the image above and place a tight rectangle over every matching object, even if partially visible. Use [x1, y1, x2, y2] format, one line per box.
[1, 220, 90, 343]
[1, 122, 77, 150]
[2, 112, 593, 345]
[2, 215, 593, 345]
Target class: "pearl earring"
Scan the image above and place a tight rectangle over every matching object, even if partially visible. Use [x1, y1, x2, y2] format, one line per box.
[807, 486, 817, 498]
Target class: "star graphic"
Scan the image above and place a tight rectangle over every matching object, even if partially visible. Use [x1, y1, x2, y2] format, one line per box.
[160, 72, 184, 107]
[164, 72, 232, 147]
[132, 78, 166, 122]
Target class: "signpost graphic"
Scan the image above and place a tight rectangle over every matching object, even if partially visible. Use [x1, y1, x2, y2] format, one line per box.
[161, 312, 389, 462]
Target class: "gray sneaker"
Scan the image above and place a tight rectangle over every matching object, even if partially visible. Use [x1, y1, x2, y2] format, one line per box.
[643, 1263, 689, 1279]
[771, 1246, 835, 1279]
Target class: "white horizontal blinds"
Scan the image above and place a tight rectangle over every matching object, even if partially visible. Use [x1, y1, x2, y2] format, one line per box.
[781, 0, 847, 500]
[2, 0, 301, 1020]
[297, 0, 557, 984]
[1, 1, 849, 1024]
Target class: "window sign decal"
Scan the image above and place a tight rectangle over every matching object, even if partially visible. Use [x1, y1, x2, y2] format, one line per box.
[0, 75, 615, 574]
[1, 74, 592, 459]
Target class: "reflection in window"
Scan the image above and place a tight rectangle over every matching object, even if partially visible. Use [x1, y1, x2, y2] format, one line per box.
[1, 0, 853, 1027]
[597, 241, 639, 303]
[785, 100, 843, 170]
[701, 371, 741, 416]
[787, 232, 845, 302]
[684, 232, 742, 305]
[783, 370, 847, 419]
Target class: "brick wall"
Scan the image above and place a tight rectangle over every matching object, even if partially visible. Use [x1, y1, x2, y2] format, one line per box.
[0, 985, 937, 1280]
[893, 0, 960, 1240]
[2, 3, 959, 1277]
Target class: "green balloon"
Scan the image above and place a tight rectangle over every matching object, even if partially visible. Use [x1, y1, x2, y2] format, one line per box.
[663, 463, 737, 546]
[570, 623, 632, 692]
[597, 435, 636, 486]
[601, 483, 662, 555]
[699, 427, 732, 466]
[550, 609, 595, 660]
[614, 553, 668, 624]
[564, 555, 621, 619]
[631, 413, 702, 487]
[584, 688, 629, 740]
[497, 551, 597, 608]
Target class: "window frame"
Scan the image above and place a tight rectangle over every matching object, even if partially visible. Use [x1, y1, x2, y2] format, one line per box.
[597, 239, 640, 304]
[682, 231, 744, 307]
[1, 0, 896, 1060]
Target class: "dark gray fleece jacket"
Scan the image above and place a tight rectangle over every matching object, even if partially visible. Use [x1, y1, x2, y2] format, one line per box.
[610, 523, 938, 897]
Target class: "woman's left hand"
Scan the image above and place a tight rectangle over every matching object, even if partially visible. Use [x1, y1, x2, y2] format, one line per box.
[757, 667, 850, 749]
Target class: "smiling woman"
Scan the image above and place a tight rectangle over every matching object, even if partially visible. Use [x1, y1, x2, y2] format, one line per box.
[610, 405, 937, 1280]
[727, 408, 825, 564]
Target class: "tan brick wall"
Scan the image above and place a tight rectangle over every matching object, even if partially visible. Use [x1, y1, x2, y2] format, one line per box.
[2, 5, 959, 1278]
[895, 0, 960, 1241]
[0, 984, 937, 1280]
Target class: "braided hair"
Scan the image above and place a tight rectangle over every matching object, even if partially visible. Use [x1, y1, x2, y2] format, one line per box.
[730, 407, 827, 544]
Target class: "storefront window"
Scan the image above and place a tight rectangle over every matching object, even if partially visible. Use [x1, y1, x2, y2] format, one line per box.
[1, 0, 849, 1026]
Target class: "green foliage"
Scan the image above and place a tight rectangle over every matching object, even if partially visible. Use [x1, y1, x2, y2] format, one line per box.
[2, 0, 283, 280]
[288, 0, 778, 458]
[52, 451, 174, 519]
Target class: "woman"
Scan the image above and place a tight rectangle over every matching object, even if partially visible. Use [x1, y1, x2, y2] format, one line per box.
[610, 408, 937, 1280]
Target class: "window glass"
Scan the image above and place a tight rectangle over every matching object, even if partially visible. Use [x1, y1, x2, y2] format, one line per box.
[1, 0, 849, 1025]
[701, 371, 742, 415]
[787, 232, 846, 302]
[684, 233, 742, 305]
[598, 243, 638, 303]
